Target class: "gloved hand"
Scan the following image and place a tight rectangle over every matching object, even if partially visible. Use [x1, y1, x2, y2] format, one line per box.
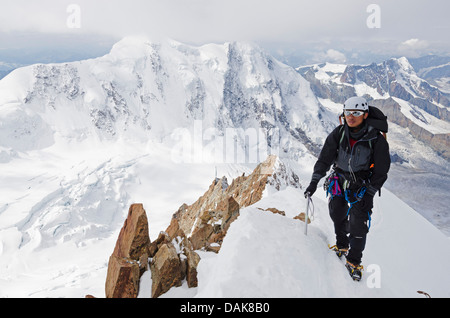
[304, 182, 318, 198]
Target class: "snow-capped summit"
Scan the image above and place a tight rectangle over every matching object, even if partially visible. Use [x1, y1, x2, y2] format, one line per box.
[0, 36, 334, 159]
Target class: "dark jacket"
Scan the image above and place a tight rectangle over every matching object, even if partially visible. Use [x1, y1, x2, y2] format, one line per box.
[310, 110, 391, 197]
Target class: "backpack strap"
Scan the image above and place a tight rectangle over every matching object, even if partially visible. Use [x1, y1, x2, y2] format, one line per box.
[339, 125, 345, 145]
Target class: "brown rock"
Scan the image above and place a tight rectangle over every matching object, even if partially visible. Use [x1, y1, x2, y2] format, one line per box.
[148, 231, 171, 257]
[166, 204, 188, 239]
[188, 196, 240, 251]
[189, 222, 215, 250]
[150, 242, 184, 298]
[258, 207, 286, 216]
[182, 240, 201, 288]
[112, 203, 150, 261]
[138, 252, 149, 275]
[294, 212, 311, 224]
[105, 255, 140, 298]
[222, 196, 240, 231]
[105, 203, 151, 298]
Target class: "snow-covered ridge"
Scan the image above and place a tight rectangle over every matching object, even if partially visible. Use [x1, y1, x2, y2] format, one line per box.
[148, 157, 450, 298]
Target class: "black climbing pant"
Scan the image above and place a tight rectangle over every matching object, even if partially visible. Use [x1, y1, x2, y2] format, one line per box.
[329, 194, 372, 265]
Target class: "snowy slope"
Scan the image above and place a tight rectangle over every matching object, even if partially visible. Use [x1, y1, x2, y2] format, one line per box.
[147, 160, 450, 298]
[0, 141, 250, 297]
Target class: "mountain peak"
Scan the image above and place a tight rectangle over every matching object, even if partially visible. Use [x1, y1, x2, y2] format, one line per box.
[108, 35, 171, 60]
[390, 56, 415, 73]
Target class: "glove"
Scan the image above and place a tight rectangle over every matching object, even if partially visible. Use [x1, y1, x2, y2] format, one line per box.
[304, 182, 318, 198]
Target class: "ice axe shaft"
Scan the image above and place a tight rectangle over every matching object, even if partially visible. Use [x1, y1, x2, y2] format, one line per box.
[305, 193, 310, 235]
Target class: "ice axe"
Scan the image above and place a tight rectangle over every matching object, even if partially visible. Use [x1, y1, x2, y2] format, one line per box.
[304, 192, 314, 235]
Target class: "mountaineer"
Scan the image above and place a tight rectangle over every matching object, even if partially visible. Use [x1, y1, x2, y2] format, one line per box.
[304, 96, 391, 281]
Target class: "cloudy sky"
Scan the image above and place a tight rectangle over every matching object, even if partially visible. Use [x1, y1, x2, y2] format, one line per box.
[0, 0, 449, 64]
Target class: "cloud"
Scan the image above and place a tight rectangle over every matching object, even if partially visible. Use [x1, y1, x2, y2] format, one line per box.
[397, 38, 429, 57]
[325, 49, 347, 63]
[0, 0, 448, 57]
[399, 39, 429, 50]
[0, 1, 406, 41]
[309, 49, 347, 64]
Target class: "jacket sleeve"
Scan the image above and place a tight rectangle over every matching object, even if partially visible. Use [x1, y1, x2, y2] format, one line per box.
[310, 126, 341, 184]
[366, 134, 391, 196]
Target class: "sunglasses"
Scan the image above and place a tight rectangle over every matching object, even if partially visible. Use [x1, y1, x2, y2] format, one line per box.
[343, 110, 365, 117]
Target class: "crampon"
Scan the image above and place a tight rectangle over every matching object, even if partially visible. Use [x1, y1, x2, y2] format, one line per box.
[345, 261, 364, 281]
[328, 244, 349, 258]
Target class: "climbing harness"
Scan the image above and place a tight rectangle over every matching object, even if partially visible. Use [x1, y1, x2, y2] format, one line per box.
[325, 174, 342, 197]
[326, 175, 372, 231]
[344, 186, 366, 217]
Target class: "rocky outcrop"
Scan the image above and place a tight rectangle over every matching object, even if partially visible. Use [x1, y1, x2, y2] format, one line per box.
[165, 155, 299, 252]
[294, 212, 311, 224]
[105, 256, 141, 298]
[105, 204, 150, 298]
[150, 241, 184, 298]
[258, 207, 286, 216]
[103, 155, 301, 298]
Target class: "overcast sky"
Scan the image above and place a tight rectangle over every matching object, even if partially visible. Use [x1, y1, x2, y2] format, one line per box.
[0, 0, 449, 63]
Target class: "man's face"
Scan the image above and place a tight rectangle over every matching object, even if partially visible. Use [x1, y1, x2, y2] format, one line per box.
[344, 110, 368, 128]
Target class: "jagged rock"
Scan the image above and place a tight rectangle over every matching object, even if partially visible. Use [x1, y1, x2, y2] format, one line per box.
[105, 255, 140, 298]
[258, 207, 286, 216]
[150, 242, 184, 298]
[112, 203, 150, 261]
[189, 196, 240, 251]
[105, 203, 150, 298]
[182, 238, 201, 288]
[164, 155, 299, 252]
[148, 231, 171, 257]
[294, 212, 312, 224]
[138, 252, 149, 275]
[165, 204, 188, 241]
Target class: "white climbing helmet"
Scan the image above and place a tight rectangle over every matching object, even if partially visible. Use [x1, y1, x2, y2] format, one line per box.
[343, 96, 369, 112]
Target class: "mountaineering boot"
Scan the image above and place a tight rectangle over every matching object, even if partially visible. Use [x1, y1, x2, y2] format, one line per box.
[328, 245, 349, 258]
[345, 261, 364, 281]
